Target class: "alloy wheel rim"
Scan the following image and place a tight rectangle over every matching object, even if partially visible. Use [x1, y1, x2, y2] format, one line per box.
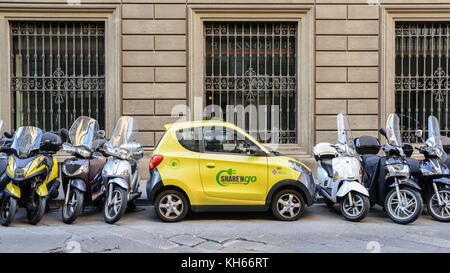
[277, 193, 301, 218]
[430, 189, 450, 219]
[343, 194, 364, 217]
[387, 189, 418, 220]
[106, 190, 122, 218]
[159, 194, 183, 219]
[65, 190, 78, 216]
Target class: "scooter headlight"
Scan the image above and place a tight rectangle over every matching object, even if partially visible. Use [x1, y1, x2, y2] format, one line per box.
[14, 167, 27, 179]
[386, 164, 410, 177]
[76, 147, 91, 158]
[118, 148, 130, 160]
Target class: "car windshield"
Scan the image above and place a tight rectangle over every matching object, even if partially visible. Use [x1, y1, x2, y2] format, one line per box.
[11, 126, 42, 158]
[68, 116, 99, 150]
[106, 116, 138, 149]
[427, 115, 447, 161]
[337, 113, 356, 155]
[386, 114, 403, 147]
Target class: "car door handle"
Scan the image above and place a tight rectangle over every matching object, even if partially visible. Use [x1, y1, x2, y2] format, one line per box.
[206, 163, 216, 168]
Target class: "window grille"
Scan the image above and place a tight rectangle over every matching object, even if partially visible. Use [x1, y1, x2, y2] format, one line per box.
[395, 22, 450, 142]
[10, 21, 106, 131]
[204, 22, 297, 144]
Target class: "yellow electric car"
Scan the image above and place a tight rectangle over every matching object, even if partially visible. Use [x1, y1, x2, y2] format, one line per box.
[146, 120, 316, 222]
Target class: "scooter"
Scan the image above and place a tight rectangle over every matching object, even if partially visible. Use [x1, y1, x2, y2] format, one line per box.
[102, 116, 144, 224]
[357, 113, 423, 224]
[0, 121, 14, 199]
[411, 116, 450, 222]
[0, 126, 62, 226]
[61, 116, 107, 224]
[314, 113, 370, 221]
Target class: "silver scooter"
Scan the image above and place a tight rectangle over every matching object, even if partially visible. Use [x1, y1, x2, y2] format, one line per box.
[314, 113, 370, 221]
[101, 116, 144, 224]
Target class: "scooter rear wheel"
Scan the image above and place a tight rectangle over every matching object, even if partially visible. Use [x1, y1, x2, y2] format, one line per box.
[385, 187, 423, 225]
[427, 189, 450, 222]
[0, 197, 17, 226]
[62, 188, 84, 224]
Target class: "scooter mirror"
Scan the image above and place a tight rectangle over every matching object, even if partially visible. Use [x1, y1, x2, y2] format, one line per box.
[415, 129, 423, 139]
[379, 128, 388, 138]
[98, 130, 106, 139]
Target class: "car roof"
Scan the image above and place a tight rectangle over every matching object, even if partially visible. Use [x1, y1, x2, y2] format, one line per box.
[164, 120, 240, 131]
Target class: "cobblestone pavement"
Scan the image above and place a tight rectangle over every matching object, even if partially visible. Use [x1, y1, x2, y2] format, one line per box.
[0, 203, 448, 253]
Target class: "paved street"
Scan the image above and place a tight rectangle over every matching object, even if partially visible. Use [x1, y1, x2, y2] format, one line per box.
[0, 202, 448, 253]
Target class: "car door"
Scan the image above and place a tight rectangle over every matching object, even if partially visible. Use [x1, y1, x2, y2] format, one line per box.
[199, 125, 268, 202]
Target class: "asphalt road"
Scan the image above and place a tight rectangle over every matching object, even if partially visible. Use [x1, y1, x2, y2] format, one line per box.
[0, 202, 448, 253]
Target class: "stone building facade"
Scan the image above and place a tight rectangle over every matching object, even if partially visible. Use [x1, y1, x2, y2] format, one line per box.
[0, 0, 448, 177]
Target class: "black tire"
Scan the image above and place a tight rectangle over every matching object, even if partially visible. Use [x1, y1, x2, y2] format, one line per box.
[339, 192, 370, 222]
[62, 188, 84, 224]
[271, 189, 305, 221]
[27, 197, 46, 225]
[427, 188, 450, 222]
[384, 187, 423, 225]
[103, 185, 128, 224]
[0, 197, 17, 226]
[154, 189, 189, 222]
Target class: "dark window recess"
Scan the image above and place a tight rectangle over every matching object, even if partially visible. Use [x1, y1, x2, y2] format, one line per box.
[176, 128, 200, 152]
[204, 22, 298, 144]
[10, 21, 106, 132]
[395, 22, 450, 142]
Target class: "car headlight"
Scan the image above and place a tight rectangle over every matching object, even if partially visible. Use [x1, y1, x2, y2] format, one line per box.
[289, 160, 310, 173]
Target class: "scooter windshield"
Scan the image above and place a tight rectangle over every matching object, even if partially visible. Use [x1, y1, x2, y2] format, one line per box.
[106, 116, 138, 149]
[68, 116, 99, 150]
[386, 114, 403, 147]
[427, 115, 447, 161]
[337, 113, 356, 156]
[11, 126, 42, 158]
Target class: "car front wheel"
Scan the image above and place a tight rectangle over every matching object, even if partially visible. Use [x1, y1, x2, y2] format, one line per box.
[271, 189, 305, 221]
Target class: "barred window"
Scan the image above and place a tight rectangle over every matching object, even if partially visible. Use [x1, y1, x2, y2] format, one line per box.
[395, 22, 450, 142]
[204, 22, 297, 144]
[11, 21, 106, 132]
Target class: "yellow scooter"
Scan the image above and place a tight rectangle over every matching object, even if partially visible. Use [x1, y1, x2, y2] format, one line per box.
[1, 126, 62, 226]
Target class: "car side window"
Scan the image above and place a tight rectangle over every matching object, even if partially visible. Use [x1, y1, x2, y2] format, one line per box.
[202, 126, 262, 155]
[176, 128, 200, 152]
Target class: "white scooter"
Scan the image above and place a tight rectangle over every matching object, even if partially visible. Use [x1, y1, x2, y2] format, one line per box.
[313, 113, 370, 221]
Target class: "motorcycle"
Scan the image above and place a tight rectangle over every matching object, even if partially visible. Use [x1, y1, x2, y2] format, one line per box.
[0, 126, 62, 226]
[102, 116, 144, 224]
[412, 115, 450, 222]
[61, 116, 107, 224]
[0, 121, 14, 199]
[357, 113, 423, 224]
[313, 113, 370, 221]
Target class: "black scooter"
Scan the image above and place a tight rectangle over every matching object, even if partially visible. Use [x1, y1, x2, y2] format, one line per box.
[408, 116, 450, 222]
[356, 113, 423, 224]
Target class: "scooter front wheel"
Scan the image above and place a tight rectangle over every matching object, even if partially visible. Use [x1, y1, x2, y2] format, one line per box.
[427, 189, 450, 222]
[0, 196, 17, 226]
[104, 185, 128, 224]
[62, 188, 84, 224]
[385, 187, 423, 225]
[27, 197, 46, 225]
[339, 192, 370, 222]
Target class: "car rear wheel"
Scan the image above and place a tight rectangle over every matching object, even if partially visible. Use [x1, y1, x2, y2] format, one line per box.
[271, 189, 305, 221]
[154, 189, 188, 222]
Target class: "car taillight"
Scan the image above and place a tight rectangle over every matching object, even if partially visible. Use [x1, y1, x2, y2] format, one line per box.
[149, 155, 164, 172]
